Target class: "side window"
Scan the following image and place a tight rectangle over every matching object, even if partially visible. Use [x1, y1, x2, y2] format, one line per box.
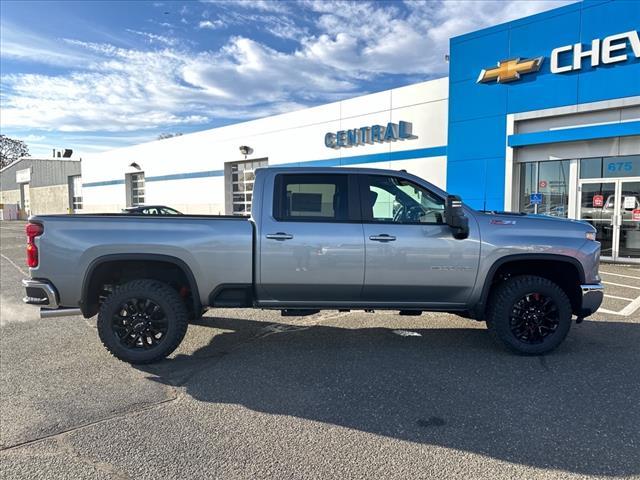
[363, 175, 445, 224]
[276, 174, 349, 221]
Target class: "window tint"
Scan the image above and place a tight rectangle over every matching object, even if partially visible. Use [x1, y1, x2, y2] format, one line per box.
[276, 174, 348, 221]
[363, 176, 445, 224]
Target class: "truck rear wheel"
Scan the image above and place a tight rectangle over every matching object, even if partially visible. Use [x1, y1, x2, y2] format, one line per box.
[486, 275, 572, 355]
[97, 280, 189, 364]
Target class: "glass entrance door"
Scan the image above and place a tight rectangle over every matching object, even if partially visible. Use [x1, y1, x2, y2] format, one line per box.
[618, 180, 640, 260]
[579, 182, 616, 258]
[578, 178, 640, 262]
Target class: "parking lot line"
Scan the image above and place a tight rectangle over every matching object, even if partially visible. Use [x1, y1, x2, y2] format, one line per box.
[602, 280, 640, 290]
[599, 296, 640, 316]
[604, 293, 635, 301]
[1, 253, 28, 276]
[600, 271, 640, 280]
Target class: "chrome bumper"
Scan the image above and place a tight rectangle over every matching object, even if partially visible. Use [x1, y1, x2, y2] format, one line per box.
[580, 283, 604, 316]
[22, 279, 59, 309]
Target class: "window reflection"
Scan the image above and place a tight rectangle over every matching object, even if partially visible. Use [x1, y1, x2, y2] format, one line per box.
[519, 160, 569, 217]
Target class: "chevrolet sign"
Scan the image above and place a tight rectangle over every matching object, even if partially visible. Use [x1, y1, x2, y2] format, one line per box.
[477, 57, 543, 83]
[478, 29, 639, 84]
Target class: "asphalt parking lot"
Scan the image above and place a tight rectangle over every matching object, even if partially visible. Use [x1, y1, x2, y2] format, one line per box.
[1, 220, 639, 479]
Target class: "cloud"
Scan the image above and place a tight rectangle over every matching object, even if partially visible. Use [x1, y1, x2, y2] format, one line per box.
[1, 35, 351, 133]
[1, 0, 576, 138]
[126, 29, 179, 46]
[202, 0, 292, 14]
[0, 22, 97, 67]
[299, 0, 576, 76]
[198, 19, 225, 29]
[21, 134, 46, 142]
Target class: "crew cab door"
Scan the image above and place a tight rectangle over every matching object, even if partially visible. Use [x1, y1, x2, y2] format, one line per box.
[358, 174, 480, 306]
[258, 173, 364, 303]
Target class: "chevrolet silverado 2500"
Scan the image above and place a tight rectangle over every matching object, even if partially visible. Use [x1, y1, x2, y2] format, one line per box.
[22, 167, 603, 363]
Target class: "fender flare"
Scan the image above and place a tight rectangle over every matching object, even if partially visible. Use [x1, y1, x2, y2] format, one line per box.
[475, 253, 586, 314]
[80, 253, 201, 317]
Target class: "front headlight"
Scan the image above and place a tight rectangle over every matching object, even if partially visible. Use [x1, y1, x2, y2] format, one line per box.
[586, 231, 597, 241]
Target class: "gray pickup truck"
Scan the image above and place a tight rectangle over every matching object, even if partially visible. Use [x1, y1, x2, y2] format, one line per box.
[23, 167, 603, 363]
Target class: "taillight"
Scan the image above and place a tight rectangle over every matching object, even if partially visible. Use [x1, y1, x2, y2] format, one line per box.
[26, 222, 43, 268]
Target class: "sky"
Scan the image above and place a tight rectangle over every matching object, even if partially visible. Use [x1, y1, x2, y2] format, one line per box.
[0, 0, 575, 158]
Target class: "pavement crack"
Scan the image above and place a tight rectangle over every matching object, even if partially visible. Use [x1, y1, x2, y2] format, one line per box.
[55, 435, 131, 480]
[1, 393, 180, 453]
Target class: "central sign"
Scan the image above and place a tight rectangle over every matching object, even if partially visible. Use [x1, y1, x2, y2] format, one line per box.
[325, 121, 416, 149]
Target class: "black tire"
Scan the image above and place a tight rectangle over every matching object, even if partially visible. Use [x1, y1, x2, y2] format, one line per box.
[97, 280, 189, 364]
[486, 275, 572, 355]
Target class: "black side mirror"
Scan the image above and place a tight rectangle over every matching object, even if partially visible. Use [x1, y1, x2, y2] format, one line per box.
[444, 195, 469, 240]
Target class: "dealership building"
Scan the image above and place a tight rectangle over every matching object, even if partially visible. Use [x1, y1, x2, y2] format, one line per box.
[82, 0, 640, 262]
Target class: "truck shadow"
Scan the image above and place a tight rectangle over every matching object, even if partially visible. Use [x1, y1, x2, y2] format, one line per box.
[137, 316, 640, 476]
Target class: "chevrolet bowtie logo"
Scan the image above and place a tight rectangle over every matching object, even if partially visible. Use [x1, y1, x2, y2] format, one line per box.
[477, 57, 544, 83]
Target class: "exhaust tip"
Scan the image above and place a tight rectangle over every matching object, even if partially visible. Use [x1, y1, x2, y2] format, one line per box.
[40, 308, 82, 319]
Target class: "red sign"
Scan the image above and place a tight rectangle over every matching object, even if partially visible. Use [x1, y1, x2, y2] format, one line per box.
[539, 180, 548, 189]
[593, 195, 604, 208]
[633, 209, 640, 222]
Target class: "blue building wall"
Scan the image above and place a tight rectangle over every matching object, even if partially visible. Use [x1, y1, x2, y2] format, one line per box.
[447, 0, 640, 210]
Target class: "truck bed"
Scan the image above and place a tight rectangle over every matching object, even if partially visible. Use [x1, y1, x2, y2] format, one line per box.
[29, 214, 254, 309]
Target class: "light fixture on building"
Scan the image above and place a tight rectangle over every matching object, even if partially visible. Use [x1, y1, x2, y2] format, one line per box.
[239, 145, 253, 159]
[129, 162, 142, 170]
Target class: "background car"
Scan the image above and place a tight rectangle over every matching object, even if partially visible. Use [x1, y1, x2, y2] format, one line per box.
[122, 205, 182, 215]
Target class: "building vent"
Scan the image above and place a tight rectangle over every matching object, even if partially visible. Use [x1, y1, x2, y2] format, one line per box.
[52, 148, 73, 158]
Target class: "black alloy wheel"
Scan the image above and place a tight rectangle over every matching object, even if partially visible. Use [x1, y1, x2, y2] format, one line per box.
[112, 298, 169, 350]
[509, 292, 560, 344]
[486, 275, 572, 355]
[97, 280, 189, 364]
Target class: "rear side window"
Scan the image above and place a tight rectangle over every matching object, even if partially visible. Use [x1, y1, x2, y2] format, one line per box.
[275, 174, 349, 221]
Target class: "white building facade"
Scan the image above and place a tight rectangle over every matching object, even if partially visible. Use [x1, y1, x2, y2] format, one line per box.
[82, 79, 448, 215]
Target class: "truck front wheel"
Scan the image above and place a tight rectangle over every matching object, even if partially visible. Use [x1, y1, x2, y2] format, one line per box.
[486, 275, 572, 355]
[97, 280, 189, 364]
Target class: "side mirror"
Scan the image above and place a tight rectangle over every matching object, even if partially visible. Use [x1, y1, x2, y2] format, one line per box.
[444, 195, 469, 240]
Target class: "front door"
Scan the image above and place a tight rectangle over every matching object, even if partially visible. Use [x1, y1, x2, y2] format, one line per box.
[578, 178, 640, 262]
[618, 179, 640, 261]
[20, 183, 30, 217]
[259, 173, 365, 303]
[359, 174, 480, 307]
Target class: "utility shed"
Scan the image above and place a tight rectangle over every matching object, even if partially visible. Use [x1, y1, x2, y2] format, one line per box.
[0, 157, 82, 218]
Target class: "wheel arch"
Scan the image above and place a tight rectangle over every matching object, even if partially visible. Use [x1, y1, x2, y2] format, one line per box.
[80, 253, 201, 318]
[474, 253, 586, 319]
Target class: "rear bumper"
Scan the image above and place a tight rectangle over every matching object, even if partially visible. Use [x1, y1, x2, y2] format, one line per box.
[579, 283, 604, 317]
[22, 279, 59, 309]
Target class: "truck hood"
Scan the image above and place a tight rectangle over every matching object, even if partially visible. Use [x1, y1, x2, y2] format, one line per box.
[473, 210, 596, 234]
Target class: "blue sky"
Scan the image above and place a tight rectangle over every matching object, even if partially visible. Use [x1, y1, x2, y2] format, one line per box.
[1, 0, 573, 157]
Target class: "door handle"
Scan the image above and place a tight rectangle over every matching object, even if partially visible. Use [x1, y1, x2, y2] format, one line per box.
[369, 234, 396, 242]
[266, 232, 294, 241]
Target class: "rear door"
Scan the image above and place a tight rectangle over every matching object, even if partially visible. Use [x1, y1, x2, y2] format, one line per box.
[259, 173, 365, 303]
[359, 174, 480, 306]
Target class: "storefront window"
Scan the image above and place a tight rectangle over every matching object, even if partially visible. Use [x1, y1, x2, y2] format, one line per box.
[580, 155, 640, 179]
[519, 160, 569, 217]
[538, 160, 569, 217]
[519, 163, 537, 214]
